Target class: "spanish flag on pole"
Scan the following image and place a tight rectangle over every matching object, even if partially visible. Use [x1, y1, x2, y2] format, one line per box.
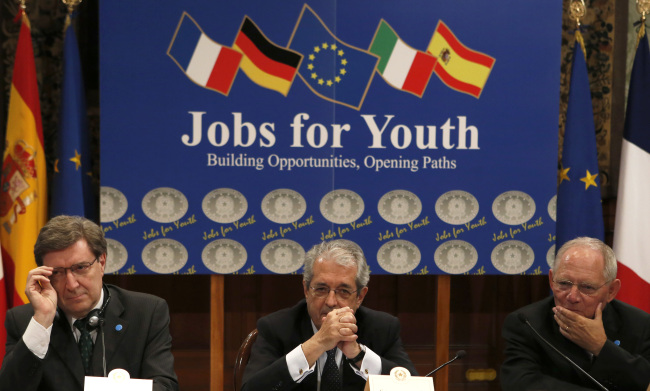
[0, 6, 47, 330]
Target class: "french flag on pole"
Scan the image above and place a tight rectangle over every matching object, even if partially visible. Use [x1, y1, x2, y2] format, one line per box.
[168, 12, 242, 95]
[613, 33, 650, 314]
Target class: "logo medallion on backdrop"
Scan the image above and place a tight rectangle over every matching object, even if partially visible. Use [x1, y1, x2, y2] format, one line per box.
[142, 187, 188, 223]
[490, 240, 534, 274]
[142, 238, 188, 274]
[435, 190, 479, 225]
[105, 238, 128, 274]
[202, 238, 247, 274]
[261, 189, 307, 224]
[100, 186, 128, 223]
[547, 195, 557, 222]
[492, 191, 536, 225]
[319, 189, 364, 224]
[261, 239, 305, 274]
[377, 240, 421, 274]
[377, 190, 422, 225]
[434, 240, 478, 274]
[202, 188, 248, 224]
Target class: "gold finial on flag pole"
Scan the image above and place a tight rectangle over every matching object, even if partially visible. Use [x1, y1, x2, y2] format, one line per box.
[61, 0, 82, 30]
[636, 0, 649, 49]
[569, 0, 587, 58]
[62, 0, 82, 14]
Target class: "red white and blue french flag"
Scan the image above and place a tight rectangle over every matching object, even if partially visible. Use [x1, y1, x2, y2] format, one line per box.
[168, 13, 242, 95]
[613, 32, 650, 314]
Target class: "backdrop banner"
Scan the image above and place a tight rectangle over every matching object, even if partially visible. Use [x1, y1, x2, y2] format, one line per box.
[99, 0, 562, 276]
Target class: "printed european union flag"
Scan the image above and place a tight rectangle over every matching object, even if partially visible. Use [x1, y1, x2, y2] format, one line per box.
[555, 38, 604, 251]
[288, 5, 378, 110]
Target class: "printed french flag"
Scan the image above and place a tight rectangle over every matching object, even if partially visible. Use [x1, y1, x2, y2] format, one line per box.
[168, 12, 242, 95]
[613, 32, 650, 314]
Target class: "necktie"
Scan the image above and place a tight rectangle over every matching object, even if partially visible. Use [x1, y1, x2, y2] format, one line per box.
[321, 348, 341, 391]
[74, 318, 94, 374]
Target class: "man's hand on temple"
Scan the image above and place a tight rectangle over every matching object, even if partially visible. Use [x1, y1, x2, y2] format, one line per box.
[25, 266, 58, 328]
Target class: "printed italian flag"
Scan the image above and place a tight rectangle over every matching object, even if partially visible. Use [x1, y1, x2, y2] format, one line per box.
[370, 20, 436, 97]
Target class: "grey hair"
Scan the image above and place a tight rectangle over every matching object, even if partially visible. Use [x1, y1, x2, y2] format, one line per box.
[553, 237, 617, 282]
[302, 239, 370, 290]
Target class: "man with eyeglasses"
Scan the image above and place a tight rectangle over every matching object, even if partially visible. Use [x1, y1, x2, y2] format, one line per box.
[0, 215, 178, 391]
[242, 239, 416, 390]
[501, 237, 650, 391]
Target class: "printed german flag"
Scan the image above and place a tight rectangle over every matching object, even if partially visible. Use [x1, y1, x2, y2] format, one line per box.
[234, 17, 302, 96]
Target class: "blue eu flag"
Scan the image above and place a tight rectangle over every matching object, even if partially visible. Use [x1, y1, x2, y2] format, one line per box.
[288, 5, 378, 110]
[52, 14, 96, 219]
[555, 38, 604, 251]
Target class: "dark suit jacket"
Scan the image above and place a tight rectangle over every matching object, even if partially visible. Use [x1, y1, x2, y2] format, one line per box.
[0, 284, 178, 391]
[501, 296, 650, 391]
[242, 299, 416, 391]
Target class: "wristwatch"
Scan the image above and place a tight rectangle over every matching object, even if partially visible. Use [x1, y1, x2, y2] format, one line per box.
[349, 344, 366, 364]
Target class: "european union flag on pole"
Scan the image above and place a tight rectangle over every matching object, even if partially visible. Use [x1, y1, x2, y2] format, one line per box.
[288, 5, 378, 110]
[555, 36, 604, 250]
[51, 13, 96, 219]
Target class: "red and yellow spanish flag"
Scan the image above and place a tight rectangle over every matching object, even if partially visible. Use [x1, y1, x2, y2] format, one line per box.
[427, 20, 495, 98]
[0, 9, 47, 319]
[233, 16, 302, 96]
[0, 248, 6, 364]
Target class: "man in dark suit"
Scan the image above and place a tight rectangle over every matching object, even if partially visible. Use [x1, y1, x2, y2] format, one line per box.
[242, 239, 416, 391]
[0, 215, 178, 391]
[501, 237, 650, 391]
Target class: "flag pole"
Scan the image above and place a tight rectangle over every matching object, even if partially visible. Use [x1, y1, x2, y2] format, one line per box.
[569, 0, 586, 57]
[636, 0, 648, 49]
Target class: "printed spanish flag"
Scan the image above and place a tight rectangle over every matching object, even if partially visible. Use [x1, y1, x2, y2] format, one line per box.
[427, 20, 495, 98]
[234, 16, 302, 96]
[0, 10, 47, 311]
[0, 246, 6, 363]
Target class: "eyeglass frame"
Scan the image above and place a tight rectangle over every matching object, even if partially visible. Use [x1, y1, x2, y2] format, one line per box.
[308, 285, 359, 300]
[551, 278, 611, 296]
[49, 256, 100, 282]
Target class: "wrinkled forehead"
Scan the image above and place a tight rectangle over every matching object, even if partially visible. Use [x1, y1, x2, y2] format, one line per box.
[555, 246, 605, 279]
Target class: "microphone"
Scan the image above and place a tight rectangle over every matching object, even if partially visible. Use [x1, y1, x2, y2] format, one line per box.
[425, 350, 466, 377]
[517, 313, 609, 391]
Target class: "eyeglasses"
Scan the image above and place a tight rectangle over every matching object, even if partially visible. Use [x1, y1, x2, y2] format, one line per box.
[50, 257, 99, 283]
[552, 279, 609, 296]
[308, 285, 358, 300]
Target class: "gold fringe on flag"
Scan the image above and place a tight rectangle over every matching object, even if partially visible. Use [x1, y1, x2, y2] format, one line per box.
[575, 29, 587, 59]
